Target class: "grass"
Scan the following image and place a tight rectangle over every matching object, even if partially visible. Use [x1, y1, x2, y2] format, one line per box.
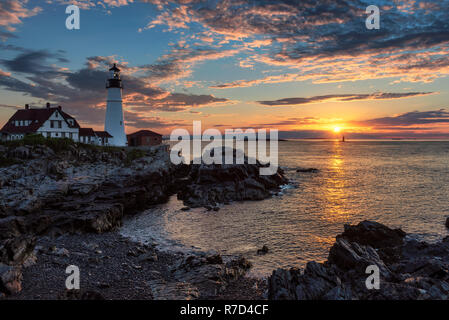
[1, 134, 75, 153]
[0, 134, 148, 166]
[125, 148, 147, 165]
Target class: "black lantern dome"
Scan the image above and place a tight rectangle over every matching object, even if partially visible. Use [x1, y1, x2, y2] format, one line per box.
[107, 63, 122, 88]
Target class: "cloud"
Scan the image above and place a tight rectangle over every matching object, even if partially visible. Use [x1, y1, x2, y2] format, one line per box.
[145, 0, 449, 85]
[0, 104, 21, 110]
[55, 0, 133, 10]
[0, 0, 42, 32]
[140, 45, 241, 85]
[0, 50, 229, 129]
[355, 109, 449, 127]
[0, 30, 17, 41]
[257, 92, 436, 106]
[1, 49, 69, 75]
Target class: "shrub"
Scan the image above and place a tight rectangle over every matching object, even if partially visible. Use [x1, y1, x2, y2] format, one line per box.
[126, 148, 147, 164]
[23, 134, 46, 145]
[44, 137, 75, 153]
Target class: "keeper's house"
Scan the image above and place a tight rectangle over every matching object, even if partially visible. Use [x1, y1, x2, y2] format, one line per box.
[0, 103, 80, 141]
[0, 103, 112, 146]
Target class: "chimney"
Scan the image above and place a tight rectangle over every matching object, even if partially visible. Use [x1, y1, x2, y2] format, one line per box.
[46, 102, 50, 109]
[58, 105, 62, 111]
[25, 104, 29, 110]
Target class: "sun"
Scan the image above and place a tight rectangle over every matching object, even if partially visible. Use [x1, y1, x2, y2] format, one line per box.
[333, 126, 342, 133]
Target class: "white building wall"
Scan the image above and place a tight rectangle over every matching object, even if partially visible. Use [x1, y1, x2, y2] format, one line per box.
[36, 110, 79, 141]
[105, 87, 127, 146]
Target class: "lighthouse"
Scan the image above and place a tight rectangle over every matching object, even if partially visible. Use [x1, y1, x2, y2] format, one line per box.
[105, 63, 127, 146]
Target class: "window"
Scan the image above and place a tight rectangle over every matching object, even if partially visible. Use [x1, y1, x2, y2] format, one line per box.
[50, 121, 54, 128]
[62, 132, 66, 138]
[58, 121, 62, 128]
[69, 133, 72, 139]
[55, 112, 58, 118]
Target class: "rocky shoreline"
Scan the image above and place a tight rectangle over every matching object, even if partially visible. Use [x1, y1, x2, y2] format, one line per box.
[269, 220, 449, 300]
[5, 231, 265, 300]
[2, 140, 449, 300]
[0, 140, 286, 299]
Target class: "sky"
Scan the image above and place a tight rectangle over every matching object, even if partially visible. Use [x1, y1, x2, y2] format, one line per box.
[0, 0, 449, 139]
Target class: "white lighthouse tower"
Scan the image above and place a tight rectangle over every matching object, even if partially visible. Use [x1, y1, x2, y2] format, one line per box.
[105, 63, 127, 146]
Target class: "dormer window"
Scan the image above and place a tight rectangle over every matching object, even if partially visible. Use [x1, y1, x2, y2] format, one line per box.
[55, 112, 58, 118]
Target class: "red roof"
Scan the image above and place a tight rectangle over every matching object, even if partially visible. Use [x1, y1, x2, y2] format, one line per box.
[127, 130, 162, 138]
[0, 107, 80, 134]
[94, 131, 113, 138]
[79, 128, 96, 137]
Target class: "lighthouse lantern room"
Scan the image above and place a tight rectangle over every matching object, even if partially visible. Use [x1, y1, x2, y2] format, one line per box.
[105, 63, 127, 146]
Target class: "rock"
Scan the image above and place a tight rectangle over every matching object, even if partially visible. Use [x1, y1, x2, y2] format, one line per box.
[296, 168, 319, 173]
[257, 245, 269, 255]
[268, 220, 449, 300]
[268, 268, 301, 300]
[0, 263, 22, 295]
[328, 238, 391, 278]
[139, 252, 158, 263]
[8, 146, 31, 159]
[338, 220, 406, 249]
[178, 147, 288, 208]
[0, 236, 36, 265]
[148, 279, 200, 300]
[52, 247, 70, 257]
[60, 290, 105, 300]
[170, 252, 251, 297]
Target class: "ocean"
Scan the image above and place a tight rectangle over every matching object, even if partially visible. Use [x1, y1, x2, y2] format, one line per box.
[120, 140, 449, 277]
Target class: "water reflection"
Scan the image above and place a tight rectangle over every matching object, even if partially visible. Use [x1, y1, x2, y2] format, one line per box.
[121, 141, 449, 277]
[321, 142, 349, 223]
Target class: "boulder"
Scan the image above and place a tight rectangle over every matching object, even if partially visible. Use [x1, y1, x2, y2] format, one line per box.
[268, 220, 449, 300]
[296, 168, 319, 173]
[257, 245, 269, 255]
[0, 236, 36, 265]
[0, 264, 22, 295]
[178, 147, 288, 208]
[338, 220, 406, 249]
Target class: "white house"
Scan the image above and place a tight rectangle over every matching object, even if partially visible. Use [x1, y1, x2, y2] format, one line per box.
[0, 103, 112, 146]
[0, 103, 80, 141]
[79, 128, 112, 146]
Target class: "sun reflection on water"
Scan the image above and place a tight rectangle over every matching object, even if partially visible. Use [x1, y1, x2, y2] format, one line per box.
[321, 142, 350, 223]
